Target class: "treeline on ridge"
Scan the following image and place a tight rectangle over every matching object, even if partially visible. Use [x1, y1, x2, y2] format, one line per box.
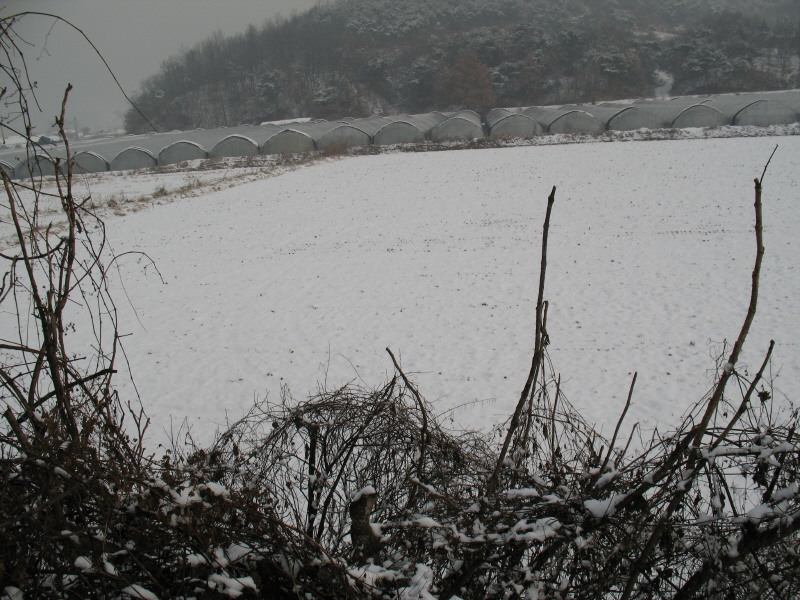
[124, 0, 800, 133]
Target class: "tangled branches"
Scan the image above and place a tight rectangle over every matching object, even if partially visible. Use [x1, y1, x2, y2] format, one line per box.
[167, 168, 795, 600]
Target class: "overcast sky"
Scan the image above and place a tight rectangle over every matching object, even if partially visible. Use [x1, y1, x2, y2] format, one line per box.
[2, 0, 318, 134]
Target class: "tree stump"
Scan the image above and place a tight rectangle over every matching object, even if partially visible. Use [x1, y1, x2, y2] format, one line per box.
[349, 487, 382, 564]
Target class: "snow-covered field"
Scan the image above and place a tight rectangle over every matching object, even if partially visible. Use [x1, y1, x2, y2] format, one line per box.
[6, 135, 800, 447]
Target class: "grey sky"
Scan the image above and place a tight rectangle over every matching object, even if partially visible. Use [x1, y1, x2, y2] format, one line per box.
[2, 0, 318, 134]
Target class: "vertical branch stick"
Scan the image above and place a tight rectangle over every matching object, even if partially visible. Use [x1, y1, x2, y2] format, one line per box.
[489, 186, 556, 495]
[690, 171, 767, 448]
[386, 348, 428, 485]
[620, 157, 773, 600]
[598, 372, 636, 476]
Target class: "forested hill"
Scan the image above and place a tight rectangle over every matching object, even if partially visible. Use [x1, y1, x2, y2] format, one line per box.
[123, 0, 800, 133]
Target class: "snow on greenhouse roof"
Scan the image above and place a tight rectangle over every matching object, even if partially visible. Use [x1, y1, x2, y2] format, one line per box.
[261, 129, 316, 155]
[577, 105, 664, 131]
[701, 97, 798, 127]
[0, 160, 13, 177]
[111, 147, 157, 171]
[431, 111, 484, 141]
[373, 121, 426, 145]
[260, 117, 312, 126]
[210, 135, 259, 158]
[485, 108, 515, 128]
[158, 140, 208, 165]
[16, 154, 57, 179]
[1, 90, 796, 173]
[317, 124, 371, 150]
[634, 101, 729, 128]
[522, 107, 604, 133]
[401, 113, 448, 135]
[280, 120, 339, 142]
[66, 151, 109, 174]
[341, 116, 394, 139]
[488, 113, 543, 137]
[687, 90, 800, 117]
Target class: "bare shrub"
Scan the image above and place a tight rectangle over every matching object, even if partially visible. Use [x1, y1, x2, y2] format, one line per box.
[321, 142, 348, 157]
[189, 163, 797, 600]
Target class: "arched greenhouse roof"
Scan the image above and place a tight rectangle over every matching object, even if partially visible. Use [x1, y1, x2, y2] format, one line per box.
[65, 151, 109, 174]
[210, 135, 259, 158]
[261, 129, 316, 155]
[753, 91, 800, 115]
[638, 102, 729, 128]
[373, 121, 426, 145]
[16, 154, 57, 179]
[485, 108, 514, 128]
[279, 120, 339, 143]
[488, 114, 543, 137]
[429, 111, 452, 121]
[701, 97, 798, 126]
[577, 105, 663, 131]
[0, 160, 13, 178]
[111, 147, 157, 171]
[317, 124, 371, 150]
[453, 110, 483, 125]
[158, 140, 208, 165]
[344, 116, 394, 139]
[522, 107, 604, 133]
[430, 111, 484, 141]
[401, 113, 448, 136]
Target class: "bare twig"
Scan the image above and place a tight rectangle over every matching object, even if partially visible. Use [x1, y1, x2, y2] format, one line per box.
[490, 185, 556, 494]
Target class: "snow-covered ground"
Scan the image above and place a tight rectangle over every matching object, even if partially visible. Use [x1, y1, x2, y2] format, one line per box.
[5, 135, 800, 447]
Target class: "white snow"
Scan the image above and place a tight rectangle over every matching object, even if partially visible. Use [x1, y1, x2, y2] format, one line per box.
[1, 588, 23, 600]
[226, 543, 253, 562]
[400, 563, 437, 600]
[504, 488, 541, 498]
[351, 485, 377, 502]
[208, 573, 256, 597]
[694, 512, 714, 525]
[595, 471, 619, 489]
[409, 516, 444, 528]
[260, 118, 312, 126]
[187, 553, 207, 567]
[121, 584, 159, 600]
[205, 482, 231, 497]
[744, 503, 774, 522]
[584, 494, 627, 518]
[53, 467, 70, 478]
[510, 517, 562, 542]
[5, 135, 800, 449]
[773, 483, 799, 502]
[73, 556, 93, 572]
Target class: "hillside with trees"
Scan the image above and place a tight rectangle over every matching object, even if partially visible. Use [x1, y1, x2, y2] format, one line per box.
[123, 0, 800, 133]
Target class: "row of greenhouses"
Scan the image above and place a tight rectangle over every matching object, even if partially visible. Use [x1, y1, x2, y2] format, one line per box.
[2, 90, 798, 179]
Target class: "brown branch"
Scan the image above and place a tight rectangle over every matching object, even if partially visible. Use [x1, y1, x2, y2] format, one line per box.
[691, 175, 766, 449]
[709, 340, 775, 453]
[3, 407, 33, 453]
[489, 185, 556, 495]
[18, 367, 117, 421]
[620, 164, 771, 600]
[595, 372, 636, 482]
[386, 347, 428, 485]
